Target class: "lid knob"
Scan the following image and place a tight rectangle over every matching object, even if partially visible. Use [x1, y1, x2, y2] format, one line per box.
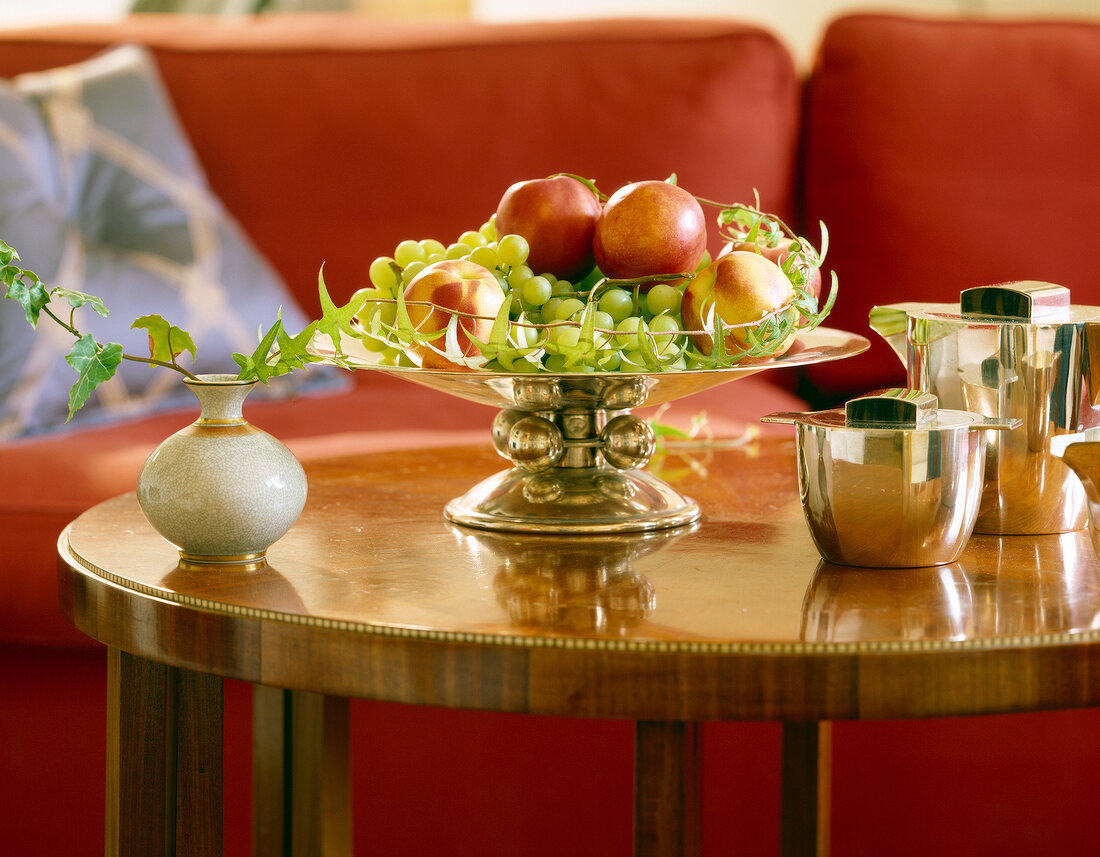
[845, 388, 939, 428]
[959, 281, 1069, 320]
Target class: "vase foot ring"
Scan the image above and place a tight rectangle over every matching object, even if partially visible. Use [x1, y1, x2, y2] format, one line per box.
[177, 551, 268, 571]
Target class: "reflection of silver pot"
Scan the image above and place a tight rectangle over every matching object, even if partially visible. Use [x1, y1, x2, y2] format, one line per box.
[869, 281, 1100, 534]
[801, 561, 973, 642]
[764, 389, 1016, 568]
[801, 529, 1100, 642]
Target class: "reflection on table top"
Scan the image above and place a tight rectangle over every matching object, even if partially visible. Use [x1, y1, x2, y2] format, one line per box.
[63, 435, 1100, 654]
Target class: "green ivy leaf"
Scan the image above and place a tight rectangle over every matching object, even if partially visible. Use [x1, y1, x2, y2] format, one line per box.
[315, 267, 369, 353]
[0, 238, 18, 267]
[64, 335, 123, 421]
[55, 287, 109, 318]
[235, 319, 284, 384]
[4, 270, 50, 327]
[272, 320, 322, 374]
[132, 315, 197, 364]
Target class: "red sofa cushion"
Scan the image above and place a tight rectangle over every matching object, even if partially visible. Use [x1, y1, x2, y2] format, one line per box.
[800, 13, 1100, 406]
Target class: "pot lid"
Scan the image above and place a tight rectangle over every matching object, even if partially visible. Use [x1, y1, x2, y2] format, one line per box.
[872, 281, 1100, 329]
[761, 388, 1019, 432]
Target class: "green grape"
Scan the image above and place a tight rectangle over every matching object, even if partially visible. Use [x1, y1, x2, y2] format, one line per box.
[458, 229, 487, 248]
[599, 288, 634, 324]
[542, 297, 563, 320]
[620, 350, 647, 371]
[479, 218, 497, 242]
[394, 239, 426, 268]
[592, 310, 615, 348]
[550, 325, 581, 348]
[597, 350, 622, 371]
[377, 301, 398, 327]
[498, 233, 530, 268]
[553, 298, 586, 321]
[420, 238, 446, 257]
[507, 264, 534, 289]
[468, 244, 500, 272]
[615, 316, 648, 350]
[379, 345, 404, 366]
[593, 310, 615, 330]
[360, 335, 386, 353]
[401, 260, 427, 284]
[646, 284, 683, 317]
[444, 242, 468, 260]
[543, 354, 569, 373]
[649, 312, 682, 355]
[550, 278, 573, 297]
[368, 256, 402, 295]
[360, 290, 398, 326]
[512, 320, 540, 348]
[522, 275, 553, 307]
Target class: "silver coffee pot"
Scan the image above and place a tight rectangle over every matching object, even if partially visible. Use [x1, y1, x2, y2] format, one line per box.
[869, 281, 1100, 534]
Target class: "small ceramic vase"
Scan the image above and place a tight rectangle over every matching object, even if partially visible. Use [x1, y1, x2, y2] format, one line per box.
[136, 373, 307, 565]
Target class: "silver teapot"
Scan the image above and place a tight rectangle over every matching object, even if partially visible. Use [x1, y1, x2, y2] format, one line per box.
[870, 281, 1100, 534]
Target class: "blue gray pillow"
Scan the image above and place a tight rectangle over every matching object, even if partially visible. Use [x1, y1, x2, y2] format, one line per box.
[0, 44, 336, 438]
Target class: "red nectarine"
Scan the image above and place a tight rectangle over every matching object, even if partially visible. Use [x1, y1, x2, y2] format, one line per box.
[494, 175, 601, 280]
[681, 251, 796, 357]
[592, 180, 707, 282]
[402, 260, 505, 369]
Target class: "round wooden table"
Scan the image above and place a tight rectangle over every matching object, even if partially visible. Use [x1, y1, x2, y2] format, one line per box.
[57, 436, 1100, 857]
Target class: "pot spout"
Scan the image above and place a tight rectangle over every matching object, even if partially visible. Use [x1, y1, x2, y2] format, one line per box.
[868, 303, 925, 369]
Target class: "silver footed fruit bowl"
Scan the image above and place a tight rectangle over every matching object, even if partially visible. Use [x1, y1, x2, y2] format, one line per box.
[311, 326, 868, 534]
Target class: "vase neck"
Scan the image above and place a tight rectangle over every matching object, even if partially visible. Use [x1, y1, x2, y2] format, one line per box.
[185, 374, 256, 425]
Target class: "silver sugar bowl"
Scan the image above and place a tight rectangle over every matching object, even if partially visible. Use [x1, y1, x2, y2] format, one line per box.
[764, 389, 1018, 568]
[870, 281, 1100, 534]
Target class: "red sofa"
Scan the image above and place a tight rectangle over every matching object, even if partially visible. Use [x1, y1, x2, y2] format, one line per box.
[2, 13, 1099, 857]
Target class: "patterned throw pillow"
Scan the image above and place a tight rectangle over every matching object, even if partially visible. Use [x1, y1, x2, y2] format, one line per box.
[0, 44, 337, 439]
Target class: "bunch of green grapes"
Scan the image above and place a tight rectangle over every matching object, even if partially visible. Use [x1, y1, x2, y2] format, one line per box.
[356, 217, 695, 373]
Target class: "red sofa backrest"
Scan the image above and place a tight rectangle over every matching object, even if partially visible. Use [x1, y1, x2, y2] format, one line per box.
[0, 15, 802, 318]
[800, 13, 1100, 406]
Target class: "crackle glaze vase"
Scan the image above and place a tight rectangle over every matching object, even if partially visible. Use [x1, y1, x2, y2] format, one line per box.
[136, 373, 307, 565]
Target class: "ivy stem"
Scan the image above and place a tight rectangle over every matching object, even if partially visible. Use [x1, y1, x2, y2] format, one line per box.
[43, 304, 202, 381]
[122, 353, 202, 380]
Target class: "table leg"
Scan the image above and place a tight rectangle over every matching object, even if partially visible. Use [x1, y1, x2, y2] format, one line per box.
[253, 686, 351, 857]
[634, 721, 701, 857]
[106, 647, 223, 857]
[780, 721, 832, 857]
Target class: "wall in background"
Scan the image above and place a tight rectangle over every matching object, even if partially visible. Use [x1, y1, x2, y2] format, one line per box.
[1, 0, 1097, 69]
[0, 0, 130, 25]
[473, 0, 1100, 68]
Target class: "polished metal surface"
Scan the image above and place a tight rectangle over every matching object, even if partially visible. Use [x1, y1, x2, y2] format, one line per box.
[1052, 429, 1100, 564]
[312, 327, 870, 411]
[313, 327, 870, 533]
[870, 282, 1100, 534]
[764, 389, 1018, 568]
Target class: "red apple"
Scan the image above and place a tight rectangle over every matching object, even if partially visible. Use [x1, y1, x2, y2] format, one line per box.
[592, 180, 707, 283]
[494, 175, 601, 280]
[681, 250, 797, 357]
[402, 259, 505, 369]
[728, 235, 822, 302]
